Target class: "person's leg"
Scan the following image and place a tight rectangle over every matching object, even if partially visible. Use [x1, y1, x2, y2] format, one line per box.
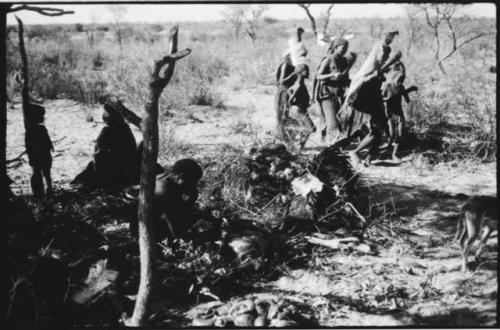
[349, 133, 374, 167]
[42, 165, 53, 195]
[290, 106, 316, 148]
[391, 115, 404, 161]
[387, 116, 395, 146]
[350, 125, 381, 167]
[366, 127, 382, 166]
[322, 98, 340, 144]
[298, 109, 317, 148]
[31, 167, 44, 197]
[318, 101, 327, 142]
[275, 87, 288, 138]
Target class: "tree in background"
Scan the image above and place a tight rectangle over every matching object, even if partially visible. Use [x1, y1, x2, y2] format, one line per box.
[85, 10, 100, 47]
[245, 5, 268, 47]
[298, 3, 334, 38]
[222, 5, 250, 41]
[415, 4, 495, 73]
[404, 4, 421, 55]
[106, 5, 128, 50]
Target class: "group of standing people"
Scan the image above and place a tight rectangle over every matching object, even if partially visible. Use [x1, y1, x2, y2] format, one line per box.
[275, 27, 418, 166]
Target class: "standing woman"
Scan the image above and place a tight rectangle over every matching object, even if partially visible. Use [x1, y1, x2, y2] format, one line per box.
[337, 31, 401, 167]
[275, 52, 296, 140]
[315, 38, 355, 144]
[287, 64, 316, 149]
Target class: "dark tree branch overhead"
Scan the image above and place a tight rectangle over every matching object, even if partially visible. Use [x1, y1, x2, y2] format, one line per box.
[8, 4, 74, 16]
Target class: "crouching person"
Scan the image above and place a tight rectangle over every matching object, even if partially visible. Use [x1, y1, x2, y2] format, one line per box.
[287, 64, 316, 149]
[25, 104, 53, 197]
[129, 158, 203, 242]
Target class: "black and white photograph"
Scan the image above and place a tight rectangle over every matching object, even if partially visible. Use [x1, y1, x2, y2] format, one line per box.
[2, 1, 497, 327]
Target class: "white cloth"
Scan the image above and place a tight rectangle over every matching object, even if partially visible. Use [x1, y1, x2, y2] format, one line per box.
[345, 41, 387, 100]
[288, 37, 308, 66]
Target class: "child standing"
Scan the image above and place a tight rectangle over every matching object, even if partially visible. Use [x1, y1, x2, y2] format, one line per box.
[381, 60, 418, 161]
[25, 104, 53, 197]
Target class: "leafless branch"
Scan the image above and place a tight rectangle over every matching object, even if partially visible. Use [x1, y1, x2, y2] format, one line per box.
[152, 26, 191, 90]
[321, 4, 334, 35]
[298, 3, 317, 37]
[8, 4, 74, 16]
[439, 31, 495, 64]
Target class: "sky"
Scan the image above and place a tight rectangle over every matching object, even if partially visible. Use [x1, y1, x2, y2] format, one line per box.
[6, 2, 497, 25]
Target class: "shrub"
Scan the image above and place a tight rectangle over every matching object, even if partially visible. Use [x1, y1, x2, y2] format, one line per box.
[263, 16, 279, 24]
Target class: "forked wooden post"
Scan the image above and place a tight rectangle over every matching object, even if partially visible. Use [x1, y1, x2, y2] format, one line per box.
[124, 25, 191, 327]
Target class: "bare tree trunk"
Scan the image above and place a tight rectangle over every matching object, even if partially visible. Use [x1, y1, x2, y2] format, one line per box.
[1, 5, 9, 200]
[320, 4, 334, 35]
[16, 17, 29, 131]
[298, 4, 317, 37]
[433, 29, 440, 61]
[124, 25, 191, 327]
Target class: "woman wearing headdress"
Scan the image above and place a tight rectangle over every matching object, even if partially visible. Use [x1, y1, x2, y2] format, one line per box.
[314, 37, 356, 144]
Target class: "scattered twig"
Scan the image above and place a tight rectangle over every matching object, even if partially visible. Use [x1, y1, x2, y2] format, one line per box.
[7, 151, 26, 164]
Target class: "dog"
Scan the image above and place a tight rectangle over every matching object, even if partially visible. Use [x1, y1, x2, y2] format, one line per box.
[454, 195, 497, 272]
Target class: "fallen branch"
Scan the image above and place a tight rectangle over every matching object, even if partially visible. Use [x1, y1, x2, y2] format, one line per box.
[7, 151, 26, 164]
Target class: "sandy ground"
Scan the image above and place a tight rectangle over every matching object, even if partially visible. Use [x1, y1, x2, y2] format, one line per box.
[6, 85, 497, 326]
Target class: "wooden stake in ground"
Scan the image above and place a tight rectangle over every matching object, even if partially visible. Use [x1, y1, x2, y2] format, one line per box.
[123, 25, 191, 327]
[15, 17, 29, 131]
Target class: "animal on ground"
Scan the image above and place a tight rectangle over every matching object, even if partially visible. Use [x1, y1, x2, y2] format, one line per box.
[129, 158, 203, 241]
[455, 195, 498, 272]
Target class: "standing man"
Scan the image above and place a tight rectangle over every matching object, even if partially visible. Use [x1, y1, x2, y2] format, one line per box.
[315, 37, 356, 144]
